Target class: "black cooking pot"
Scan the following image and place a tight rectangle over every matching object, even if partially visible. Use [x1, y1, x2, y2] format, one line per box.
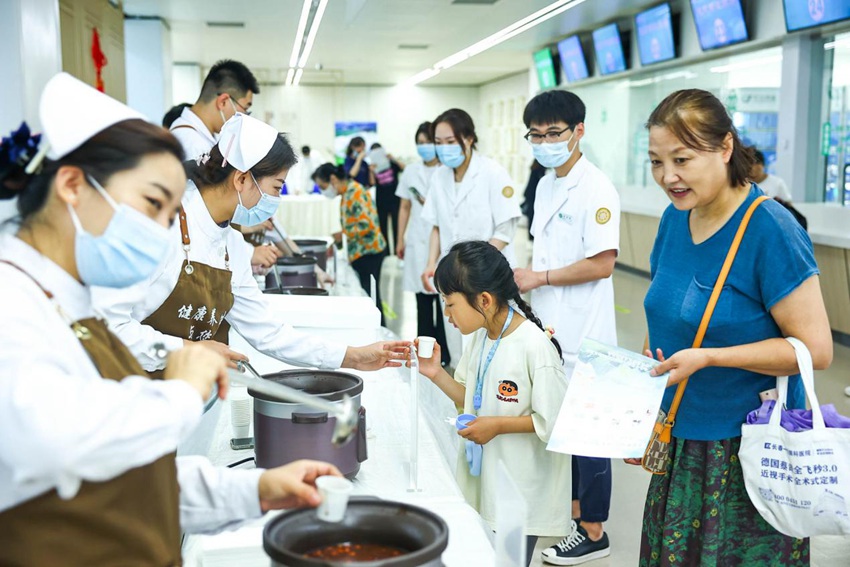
[294, 239, 330, 271]
[266, 255, 318, 289]
[263, 497, 449, 566]
[250, 370, 367, 479]
[263, 286, 329, 296]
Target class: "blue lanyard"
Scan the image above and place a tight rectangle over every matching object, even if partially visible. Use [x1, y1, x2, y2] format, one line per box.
[473, 308, 514, 412]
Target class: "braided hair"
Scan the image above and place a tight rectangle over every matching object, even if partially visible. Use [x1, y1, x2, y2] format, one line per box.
[433, 240, 561, 358]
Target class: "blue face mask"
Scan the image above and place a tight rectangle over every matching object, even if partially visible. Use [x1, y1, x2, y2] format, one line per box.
[531, 132, 576, 169]
[231, 173, 282, 225]
[68, 175, 171, 288]
[416, 143, 437, 162]
[435, 144, 466, 169]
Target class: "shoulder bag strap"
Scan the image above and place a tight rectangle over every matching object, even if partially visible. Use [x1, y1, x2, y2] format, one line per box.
[665, 195, 769, 426]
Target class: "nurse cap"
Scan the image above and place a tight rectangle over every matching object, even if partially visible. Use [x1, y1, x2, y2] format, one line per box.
[26, 72, 145, 172]
[216, 113, 278, 172]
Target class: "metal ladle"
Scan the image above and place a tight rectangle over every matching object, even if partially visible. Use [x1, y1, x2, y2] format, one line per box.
[232, 361, 358, 447]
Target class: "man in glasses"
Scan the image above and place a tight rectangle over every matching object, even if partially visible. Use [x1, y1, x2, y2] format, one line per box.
[170, 59, 259, 161]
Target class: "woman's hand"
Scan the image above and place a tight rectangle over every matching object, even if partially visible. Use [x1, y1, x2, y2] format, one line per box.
[316, 267, 334, 286]
[396, 238, 406, 260]
[251, 244, 281, 268]
[646, 347, 709, 387]
[194, 339, 249, 370]
[421, 265, 436, 292]
[258, 460, 343, 512]
[513, 267, 544, 293]
[342, 341, 410, 371]
[408, 338, 442, 379]
[457, 416, 501, 445]
[164, 342, 229, 401]
[623, 458, 642, 466]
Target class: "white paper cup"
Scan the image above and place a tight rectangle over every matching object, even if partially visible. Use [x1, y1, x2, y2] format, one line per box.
[230, 385, 252, 438]
[417, 336, 436, 358]
[316, 475, 353, 522]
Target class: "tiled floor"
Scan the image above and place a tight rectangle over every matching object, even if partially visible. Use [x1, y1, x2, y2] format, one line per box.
[380, 227, 850, 566]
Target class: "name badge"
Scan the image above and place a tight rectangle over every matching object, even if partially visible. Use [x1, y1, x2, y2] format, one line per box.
[558, 213, 574, 224]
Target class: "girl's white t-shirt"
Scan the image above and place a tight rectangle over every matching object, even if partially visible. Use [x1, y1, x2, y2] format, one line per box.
[454, 319, 572, 535]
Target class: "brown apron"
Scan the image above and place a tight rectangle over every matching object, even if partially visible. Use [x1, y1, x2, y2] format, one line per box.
[142, 208, 235, 375]
[0, 263, 182, 566]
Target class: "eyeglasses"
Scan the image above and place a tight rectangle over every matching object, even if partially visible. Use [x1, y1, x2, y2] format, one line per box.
[524, 126, 572, 145]
[220, 93, 252, 116]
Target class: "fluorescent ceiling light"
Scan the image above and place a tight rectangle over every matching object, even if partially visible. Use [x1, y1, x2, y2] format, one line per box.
[399, 0, 588, 86]
[285, 67, 296, 86]
[293, 68, 304, 86]
[289, 0, 313, 68]
[298, 0, 329, 68]
[709, 55, 782, 74]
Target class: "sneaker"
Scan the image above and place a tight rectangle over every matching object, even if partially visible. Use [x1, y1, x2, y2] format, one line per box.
[541, 525, 610, 565]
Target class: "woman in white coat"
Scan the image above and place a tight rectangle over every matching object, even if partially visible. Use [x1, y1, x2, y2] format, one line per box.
[93, 113, 407, 375]
[420, 108, 521, 363]
[0, 73, 340, 566]
[396, 121, 449, 366]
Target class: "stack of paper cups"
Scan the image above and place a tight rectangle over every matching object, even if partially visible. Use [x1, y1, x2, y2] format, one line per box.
[230, 384, 252, 438]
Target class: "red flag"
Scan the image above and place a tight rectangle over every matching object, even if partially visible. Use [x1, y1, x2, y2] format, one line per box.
[91, 27, 108, 92]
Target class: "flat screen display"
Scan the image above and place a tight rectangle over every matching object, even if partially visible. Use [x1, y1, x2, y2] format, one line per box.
[690, 0, 749, 50]
[557, 36, 590, 82]
[592, 23, 627, 76]
[533, 48, 558, 90]
[783, 0, 850, 31]
[636, 3, 676, 65]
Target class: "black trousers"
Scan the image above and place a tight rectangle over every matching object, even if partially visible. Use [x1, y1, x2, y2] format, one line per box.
[351, 252, 385, 326]
[415, 293, 450, 366]
[376, 186, 400, 254]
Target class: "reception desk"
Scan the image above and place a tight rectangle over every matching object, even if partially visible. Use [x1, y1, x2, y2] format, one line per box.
[617, 186, 850, 336]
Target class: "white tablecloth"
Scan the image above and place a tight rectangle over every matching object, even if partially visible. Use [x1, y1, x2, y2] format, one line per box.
[275, 195, 341, 238]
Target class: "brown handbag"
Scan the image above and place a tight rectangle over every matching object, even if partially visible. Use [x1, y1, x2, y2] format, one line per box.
[642, 196, 769, 475]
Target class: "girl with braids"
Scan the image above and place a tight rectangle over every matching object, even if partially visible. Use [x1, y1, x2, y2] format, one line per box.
[414, 240, 571, 567]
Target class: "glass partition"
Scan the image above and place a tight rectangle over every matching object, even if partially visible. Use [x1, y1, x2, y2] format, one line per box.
[823, 32, 850, 206]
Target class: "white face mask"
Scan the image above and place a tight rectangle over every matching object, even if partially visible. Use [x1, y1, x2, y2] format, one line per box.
[321, 184, 338, 199]
[531, 131, 577, 169]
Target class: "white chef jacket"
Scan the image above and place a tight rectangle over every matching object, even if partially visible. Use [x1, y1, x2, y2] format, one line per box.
[0, 235, 264, 534]
[529, 156, 620, 374]
[421, 151, 521, 266]
[454, 321, 571, 536]
[92, 183, 347, 372]
[170, 107, 217, 162]
[396, 161, 439, 294]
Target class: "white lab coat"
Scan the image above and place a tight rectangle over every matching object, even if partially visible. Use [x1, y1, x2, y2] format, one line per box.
[530, 157, 620, 374]
[0, 235, 264, 533]
[170, 107, 217, 162]
[92, 184, 347, 372]
[395, 161, 439, 294]
[422, 151, 521, 265]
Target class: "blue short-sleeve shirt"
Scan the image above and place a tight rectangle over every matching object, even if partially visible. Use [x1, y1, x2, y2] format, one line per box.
[644, 185, 818, 441]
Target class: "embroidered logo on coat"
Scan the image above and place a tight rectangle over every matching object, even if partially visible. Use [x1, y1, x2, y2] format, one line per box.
[595, 207, 611, 224]
[502, 186, 514, 198]
[496, 380, 520, 403]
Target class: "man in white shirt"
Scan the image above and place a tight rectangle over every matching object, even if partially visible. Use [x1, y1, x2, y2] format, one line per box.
[514, 90, 618, 566]
[170, 60, 259, 161]
[750, 149, 792, 202]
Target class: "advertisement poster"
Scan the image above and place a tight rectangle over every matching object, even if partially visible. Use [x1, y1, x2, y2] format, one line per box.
[334, 121, 378, 163]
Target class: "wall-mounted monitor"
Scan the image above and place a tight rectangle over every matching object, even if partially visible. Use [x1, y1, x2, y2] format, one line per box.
[783, 0, 850, 32]
[636, 3, 676, 65]
[533, 47, 559, 90]
[690, 0, 749, 51]
[557, 36, 590, 83]
[592, 23, 627, 76]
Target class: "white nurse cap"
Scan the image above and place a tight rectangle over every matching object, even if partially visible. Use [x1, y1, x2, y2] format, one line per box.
[217, 113, 278, 172]
[37, 72, 145, 164]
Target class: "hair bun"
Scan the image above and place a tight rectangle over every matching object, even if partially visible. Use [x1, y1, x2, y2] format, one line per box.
[0, 122, 43, 198]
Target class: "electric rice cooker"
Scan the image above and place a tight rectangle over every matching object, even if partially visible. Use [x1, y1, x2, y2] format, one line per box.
[294, 239, 331, 271]
[266, 255, 318, 289]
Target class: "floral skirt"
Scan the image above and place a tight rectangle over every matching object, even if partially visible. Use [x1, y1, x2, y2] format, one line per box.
[639, 436, 809, 566]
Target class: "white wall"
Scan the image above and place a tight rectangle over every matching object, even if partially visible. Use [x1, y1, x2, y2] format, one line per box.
[172, 63, 202, 106]
[125, 18, 172, 124]
[0, 0, 62, 134]
[248, 84, 480, 165]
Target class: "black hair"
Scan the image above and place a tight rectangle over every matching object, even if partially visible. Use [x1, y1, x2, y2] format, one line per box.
[313, 162, 348, 183]
[346, 136, 366, 158]
[198, 59, 260, 103]
[523, 90, 586, 129]
[301, 145, 311, 155]
[752, 148, 765, 165]
[434, 240, 561, 358]
[162, 102, 192, 128]
[185, 132, 297, 188]
[370, 142, 382, 150]
[1, 119, 184, 223]
[415, 121, 433, 144]
[432, 109, 478, 153]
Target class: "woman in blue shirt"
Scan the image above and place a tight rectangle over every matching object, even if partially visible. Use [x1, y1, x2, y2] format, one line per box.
[343, 136, 374, 188]
[636, 89, 832, 566]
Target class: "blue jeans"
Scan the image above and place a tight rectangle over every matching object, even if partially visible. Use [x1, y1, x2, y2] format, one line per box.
[571, 455, 611, 523]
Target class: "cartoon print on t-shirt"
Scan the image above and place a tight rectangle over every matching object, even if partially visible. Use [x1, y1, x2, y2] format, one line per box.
[497, 379, 519, 403]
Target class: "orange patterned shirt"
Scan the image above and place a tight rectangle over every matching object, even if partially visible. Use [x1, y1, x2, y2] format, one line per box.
[340, 181, 386, 262]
